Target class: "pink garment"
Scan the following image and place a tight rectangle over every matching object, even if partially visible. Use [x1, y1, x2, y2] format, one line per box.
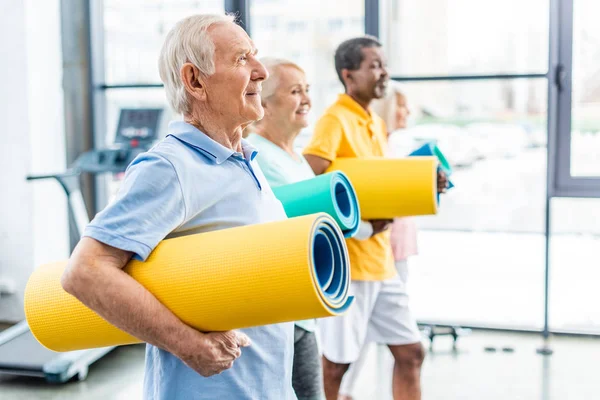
[386, 137, 419, 261]
[390, 217, 418, 262]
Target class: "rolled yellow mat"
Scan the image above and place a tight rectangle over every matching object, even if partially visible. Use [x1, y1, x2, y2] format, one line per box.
[326, 157, 438, 219]
[24, 213, 353, 352]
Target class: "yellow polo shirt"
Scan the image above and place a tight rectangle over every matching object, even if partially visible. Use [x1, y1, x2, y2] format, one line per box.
[304, 94, 395, 281]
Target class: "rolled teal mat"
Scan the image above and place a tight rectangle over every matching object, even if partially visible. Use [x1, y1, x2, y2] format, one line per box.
[273, 172, 360, 238]
[409, 142, 452, 176]
[409, 142, 455, 202]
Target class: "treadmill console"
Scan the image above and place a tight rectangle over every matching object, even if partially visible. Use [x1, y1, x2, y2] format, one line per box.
[114, 108, 162, 148]
[74, 108, 163, 174]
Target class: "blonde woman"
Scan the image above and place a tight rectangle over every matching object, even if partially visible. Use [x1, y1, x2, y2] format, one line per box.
[247, 58, 315, 187]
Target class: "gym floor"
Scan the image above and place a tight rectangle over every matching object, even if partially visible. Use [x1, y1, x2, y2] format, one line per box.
[1, 328, 599, 399]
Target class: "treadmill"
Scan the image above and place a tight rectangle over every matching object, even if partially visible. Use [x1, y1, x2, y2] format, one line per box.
[0, 108, 163, 383]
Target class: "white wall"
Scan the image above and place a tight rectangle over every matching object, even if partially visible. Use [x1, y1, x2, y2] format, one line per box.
[0, 0, 68, 322]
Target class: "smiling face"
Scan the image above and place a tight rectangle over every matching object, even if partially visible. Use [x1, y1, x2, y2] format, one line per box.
[262, 65, 311, 134]
[202, 22, 269, 124]
[343, 46, 389, 103]
[394, 92, 410, 130]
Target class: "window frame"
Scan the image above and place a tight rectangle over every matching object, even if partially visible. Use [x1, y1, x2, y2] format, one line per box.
[551, 0, 600, 198]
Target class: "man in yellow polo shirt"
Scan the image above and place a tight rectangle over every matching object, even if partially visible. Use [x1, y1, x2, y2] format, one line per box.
[304, 36, 425, 400]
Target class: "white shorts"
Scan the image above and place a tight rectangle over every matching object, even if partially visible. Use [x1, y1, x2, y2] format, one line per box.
[319, 260, 421, 364]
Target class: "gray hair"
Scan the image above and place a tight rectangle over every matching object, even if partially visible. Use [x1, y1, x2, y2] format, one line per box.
[334, 36, 382, 89]
[158, 14, 235, 114]
[259, 57, 305, 100]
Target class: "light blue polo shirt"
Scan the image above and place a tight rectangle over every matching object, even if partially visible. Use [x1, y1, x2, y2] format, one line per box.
[84, 121, 296, 400]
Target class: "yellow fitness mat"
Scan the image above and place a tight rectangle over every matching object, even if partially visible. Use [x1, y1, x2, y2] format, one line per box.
[24, 213, 353, 352]
[327, 157, 439, 219]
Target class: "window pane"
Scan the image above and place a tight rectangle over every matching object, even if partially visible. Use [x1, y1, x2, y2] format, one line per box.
[103, 0, 225, 84]
[249, 0, 365, 147]
[381, 0, 549, 77]
[570, 0, 600, 177]
[550, 198, 600, 334]
[395, 79, 548, 328]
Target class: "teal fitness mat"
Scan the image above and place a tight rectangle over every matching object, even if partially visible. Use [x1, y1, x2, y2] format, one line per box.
[409, 142, 455, 200]
[410, 142, 452, 175]
[273, 172, 360, 238]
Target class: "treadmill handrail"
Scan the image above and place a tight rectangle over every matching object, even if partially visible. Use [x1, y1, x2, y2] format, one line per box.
[0, 321, 30, 345]
[26, 170, 80, 181]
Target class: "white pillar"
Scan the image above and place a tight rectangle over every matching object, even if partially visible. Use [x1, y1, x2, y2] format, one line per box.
[0, 0, 68, 322]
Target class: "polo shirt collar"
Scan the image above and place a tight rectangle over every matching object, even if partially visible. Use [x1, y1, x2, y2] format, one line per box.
[337, 93, 373, 122]
[167, 121, 257, 164]
[240, 139, 259, 162]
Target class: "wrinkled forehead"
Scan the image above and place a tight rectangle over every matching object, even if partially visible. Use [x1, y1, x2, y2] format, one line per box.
[209, 22, 255, 59]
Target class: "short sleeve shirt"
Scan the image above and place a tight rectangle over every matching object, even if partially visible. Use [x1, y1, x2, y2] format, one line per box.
[84, 121, 296, 400]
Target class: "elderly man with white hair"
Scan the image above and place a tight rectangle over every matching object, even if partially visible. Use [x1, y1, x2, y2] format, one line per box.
[61, 14, 296, 399]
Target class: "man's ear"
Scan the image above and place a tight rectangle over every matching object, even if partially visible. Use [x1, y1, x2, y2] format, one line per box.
[341, 68, 353, 88]
[180, 63, 206, 101]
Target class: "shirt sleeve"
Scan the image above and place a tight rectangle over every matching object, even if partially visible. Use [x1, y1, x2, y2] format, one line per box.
[303, 114, 344, 162]
[83, 152, 186, 261]
[353, 220, 374, 240]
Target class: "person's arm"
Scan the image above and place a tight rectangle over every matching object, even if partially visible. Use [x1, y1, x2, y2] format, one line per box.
[353, 220, 373, 240]
[304, 154, 331, 176]
[61, 153, 249, 377]
[62, 238, 249, 377]
[303, 114, 342, 176]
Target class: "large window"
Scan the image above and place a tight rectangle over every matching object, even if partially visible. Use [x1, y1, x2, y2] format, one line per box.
[553, 0, 600, 197]
[249, 0, 364, 147]
[382, 0, 548, 77]
[398, 79, 548, 329]
[103, 0, 224, 84]
[100, 0, 226, 142]
[381, 0, 550, 329]
[398, 79, 548, 233]
[546, 0, 600, 336]
[569, 0, 600, 178]
[549, 198, 600, 334]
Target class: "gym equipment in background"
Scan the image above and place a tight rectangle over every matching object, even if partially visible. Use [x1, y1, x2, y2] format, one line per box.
[0, 108, 162, 383]
[273, 171, 360, 238]
[25, 213, 353, 352]
[421, 325, 472, 352]
[326, 157, 438, 219]
[72, 108, 162, 175]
